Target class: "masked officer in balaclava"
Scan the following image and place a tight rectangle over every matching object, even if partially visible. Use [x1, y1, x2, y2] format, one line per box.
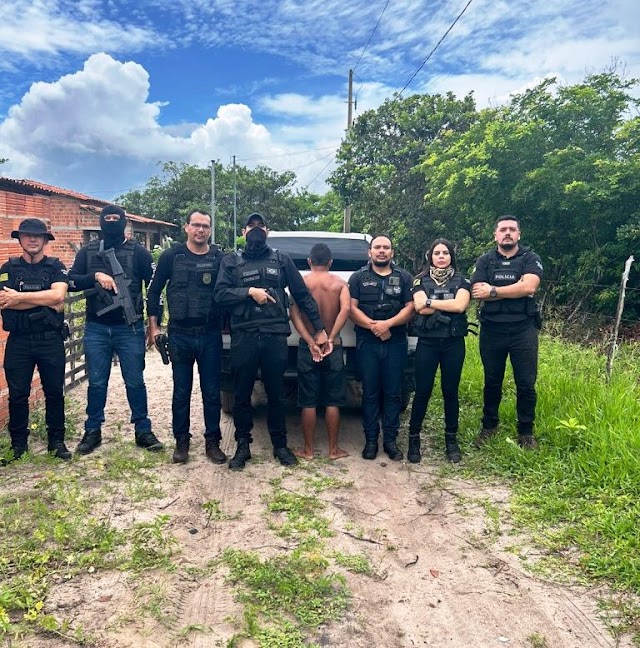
[68, 205, 162, 455]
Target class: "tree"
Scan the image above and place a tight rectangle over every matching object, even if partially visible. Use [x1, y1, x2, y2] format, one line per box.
[329, 92, 477, 270]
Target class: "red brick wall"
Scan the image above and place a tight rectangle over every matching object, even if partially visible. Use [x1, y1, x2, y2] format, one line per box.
[0, 191, 102, 432]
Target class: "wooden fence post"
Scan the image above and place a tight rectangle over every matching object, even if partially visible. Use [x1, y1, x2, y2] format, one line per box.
[606, 255, 635, 381]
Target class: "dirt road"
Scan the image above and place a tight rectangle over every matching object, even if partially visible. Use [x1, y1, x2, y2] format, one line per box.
[21, 350, 629, 647]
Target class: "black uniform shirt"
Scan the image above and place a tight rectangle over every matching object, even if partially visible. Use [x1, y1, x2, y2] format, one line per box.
[68, 241, 153, 325]
[348, 263, 413, 343]
[147, 243, 223, 328]
[214, 246, 324, 335]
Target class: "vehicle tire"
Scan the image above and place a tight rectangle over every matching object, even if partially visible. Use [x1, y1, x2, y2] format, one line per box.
[221, 391, 235, 414]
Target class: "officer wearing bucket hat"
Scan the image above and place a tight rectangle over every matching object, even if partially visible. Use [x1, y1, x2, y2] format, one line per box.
[0, 218, 71, 463]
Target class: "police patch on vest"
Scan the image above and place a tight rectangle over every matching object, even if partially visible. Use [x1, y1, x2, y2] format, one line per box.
[362, 281, 377, 287]
[494, 271, 517, 282]
[266, 267, 279, 276]
[388, 276, 400, 286]
[202, 272, 212, 284]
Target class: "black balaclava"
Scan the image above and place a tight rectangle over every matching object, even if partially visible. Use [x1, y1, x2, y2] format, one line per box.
[100, 205, 127, 249]
[244, 226, 268, 258]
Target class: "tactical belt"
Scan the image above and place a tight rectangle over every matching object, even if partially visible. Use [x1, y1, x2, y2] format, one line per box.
[12, 330, 63, 340]
[168, 324, 218, 336]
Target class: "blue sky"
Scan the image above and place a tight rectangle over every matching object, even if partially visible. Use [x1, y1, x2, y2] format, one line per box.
[0, 0, 638, 201]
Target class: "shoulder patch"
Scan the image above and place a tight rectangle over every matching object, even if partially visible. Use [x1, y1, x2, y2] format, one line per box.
[413, 277, 421, 287]
[0, 272, 8, 282]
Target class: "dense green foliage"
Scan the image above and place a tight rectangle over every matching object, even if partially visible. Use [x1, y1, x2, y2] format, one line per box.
[117, 161, 344, 247]
[330, 71, 640, 320]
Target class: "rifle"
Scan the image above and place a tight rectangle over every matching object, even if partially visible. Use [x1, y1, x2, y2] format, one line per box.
[84, 243, 140, 326]
[154, 333, 171, 365]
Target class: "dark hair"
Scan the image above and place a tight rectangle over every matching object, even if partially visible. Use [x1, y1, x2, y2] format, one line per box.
[426, 238, 456, 269]
[309, 243, 332, 266]
[415, 238, 456, 280]
[494, 215, 520, 230]
[187, 211, 210, 224]
[369, 235, 393, 249]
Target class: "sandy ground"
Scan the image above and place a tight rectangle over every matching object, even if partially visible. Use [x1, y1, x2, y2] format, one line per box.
[9, 350, 633, 648]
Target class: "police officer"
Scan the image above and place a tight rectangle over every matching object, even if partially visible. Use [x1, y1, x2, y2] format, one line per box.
[147, 211, 226, 464]
[471, 215, 543, 449]
[348, 235, 414, 461]
[409, 239, 471, 463]
[69, 205, 162, 454]
[214, 212, 327, 470]
[0, 218, 71, 462]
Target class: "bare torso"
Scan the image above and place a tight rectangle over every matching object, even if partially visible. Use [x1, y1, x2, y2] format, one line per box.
[300, 270, 348, 336]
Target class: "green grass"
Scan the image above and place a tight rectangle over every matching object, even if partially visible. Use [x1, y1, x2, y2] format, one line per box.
[415, 333, 640, 640]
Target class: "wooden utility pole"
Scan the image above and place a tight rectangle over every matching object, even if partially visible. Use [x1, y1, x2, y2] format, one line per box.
[233, 155, 238, 250]
[343, 69, 354, 233]
[210, 160, 216, 245]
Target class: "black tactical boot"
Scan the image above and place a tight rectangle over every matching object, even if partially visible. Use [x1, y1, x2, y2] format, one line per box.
[48, 441, 72, 461]
[445, 432, 462, 463]
[273, 446, 298, 467]
[228, 440, 251, 471]
[1, 441, 28, 466]
[172, 437, 190, 464]
[407, 433, 422, 464]
[135, 431, 164, 452]
[383, 440, 404, 461]
[474, 426, 499, 448]
[76, 429, 102, 455]
[361, 440, 378, 460]
[517, 433, 539, 450]
[205, 439, 227, 464]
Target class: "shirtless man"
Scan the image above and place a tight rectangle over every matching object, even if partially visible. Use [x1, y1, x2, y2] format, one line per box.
[290, 243, 350, 460]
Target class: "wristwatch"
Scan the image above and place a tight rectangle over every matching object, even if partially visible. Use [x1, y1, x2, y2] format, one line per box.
[489, 286, 497, 298]
[426, 298, 432, 307]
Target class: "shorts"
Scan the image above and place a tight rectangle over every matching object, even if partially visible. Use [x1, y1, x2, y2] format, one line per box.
[297, 340, 347, 408]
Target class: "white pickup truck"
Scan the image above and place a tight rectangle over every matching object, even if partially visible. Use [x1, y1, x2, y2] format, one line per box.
[220, 231, 416, 412]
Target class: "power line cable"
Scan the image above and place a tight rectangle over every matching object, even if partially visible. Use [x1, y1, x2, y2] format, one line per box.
[236, 144, 339, 162]
[397, 0, 475, 97]
[353, 0, 392, 73]
[304, 155, 336, 190]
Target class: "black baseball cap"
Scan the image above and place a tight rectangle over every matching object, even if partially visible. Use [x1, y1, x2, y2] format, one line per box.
[11, 218, 55, 240]
[244, 212, 267, 228]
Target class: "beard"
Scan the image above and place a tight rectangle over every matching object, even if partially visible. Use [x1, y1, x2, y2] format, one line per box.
[372, 258, 391, 268]
[500, 240, 516, 251]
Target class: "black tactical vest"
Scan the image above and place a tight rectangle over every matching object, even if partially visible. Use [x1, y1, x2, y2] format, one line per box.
[413, 272, 468, 338]
[85, 240, 143, 316]
[231, 249, 288, 330]
[480, 249, 537, 322]
[1, 257, 64, 333]
[355, 264, 405, 320]
[166, 246, 221, 324]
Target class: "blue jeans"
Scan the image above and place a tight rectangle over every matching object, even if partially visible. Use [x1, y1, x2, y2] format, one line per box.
[169, 331, 222, 441]
[84, 320, 151, 434]
[357, 338, 408, 444]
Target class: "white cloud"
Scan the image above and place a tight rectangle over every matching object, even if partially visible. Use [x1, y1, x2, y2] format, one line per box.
[0, 54, 341, 197]
[0, 0, 159, 68]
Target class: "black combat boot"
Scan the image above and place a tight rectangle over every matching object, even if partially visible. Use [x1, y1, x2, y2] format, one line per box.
[47, 431, 72, 461]
[205, 439, 227, 464]
[76, 429, 102, 455]
[228, 440, 251, 471]
[383, 440, 404, 461]
[135, 430, 164, 452]
[361, 439, 378, 460]
[172, 437, 190, 464]
[1, 438, 28, 465]
[445, 432, 462, 463]
[407, 432, 422, 464]
[517, 433, 539, 450]
[273, 446, 297, 466]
